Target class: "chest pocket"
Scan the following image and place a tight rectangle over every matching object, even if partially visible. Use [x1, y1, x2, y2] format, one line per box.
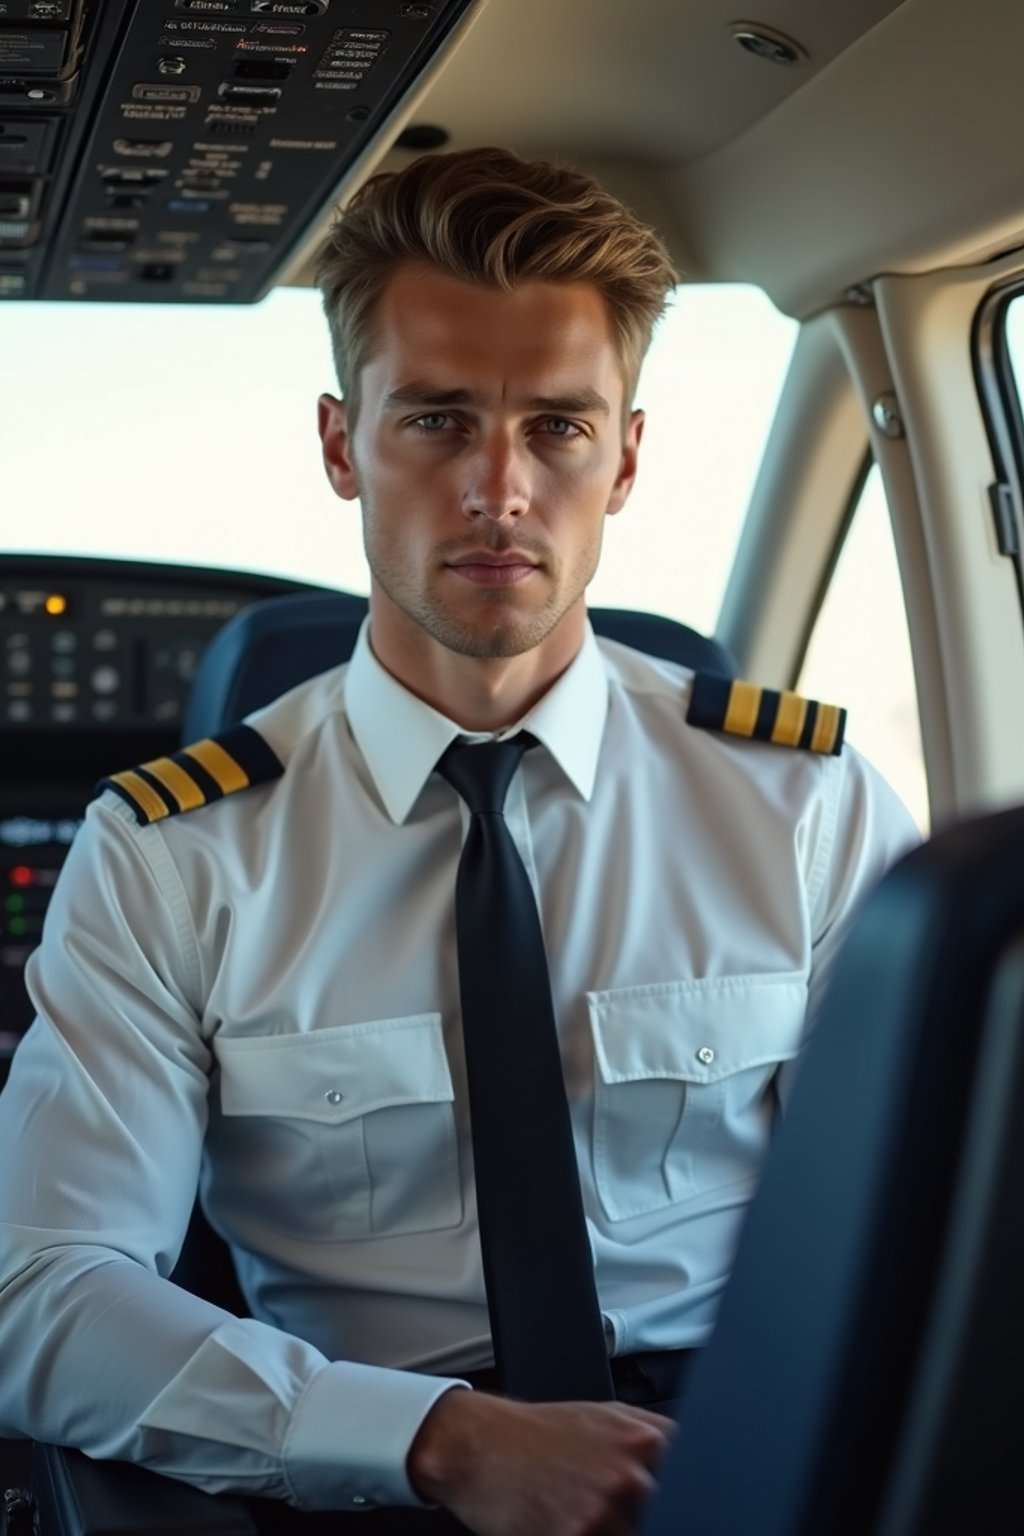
[587, 974, 807, 1222]
[210, 1015, 461, 1242]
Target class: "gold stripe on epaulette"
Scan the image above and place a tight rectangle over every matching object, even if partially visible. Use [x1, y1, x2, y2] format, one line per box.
[108, 769, 172, 824]
[97, 723, 285, 827]
[771, 690, 809, 747]
[723, 680, 761, 737]
[686, 670, 847, 756]
[184, 738, 249, 794]
[811, 701, 843, 756]
[143, 756, 207, 813]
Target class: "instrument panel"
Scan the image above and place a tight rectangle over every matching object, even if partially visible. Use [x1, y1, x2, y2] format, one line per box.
[3, 569, 243, 731]
[0, 554, 331, 1075]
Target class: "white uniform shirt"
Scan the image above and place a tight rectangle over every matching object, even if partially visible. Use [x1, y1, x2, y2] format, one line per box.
[0, 620, 917, 1511]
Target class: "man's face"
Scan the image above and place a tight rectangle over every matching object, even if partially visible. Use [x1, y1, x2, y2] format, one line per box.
[318, 264, 643, 660]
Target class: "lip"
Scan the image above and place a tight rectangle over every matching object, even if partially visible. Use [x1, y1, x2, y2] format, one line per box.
[447, 558, 539, 587]
[451, 559, 540, 586]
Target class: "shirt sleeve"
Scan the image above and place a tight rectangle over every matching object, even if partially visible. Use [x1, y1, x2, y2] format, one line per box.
[0, 796, 464, 1512]
[776, 746, 922, 1110]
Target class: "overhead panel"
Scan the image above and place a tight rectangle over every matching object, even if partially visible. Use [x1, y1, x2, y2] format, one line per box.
[0, 0, 478, 303]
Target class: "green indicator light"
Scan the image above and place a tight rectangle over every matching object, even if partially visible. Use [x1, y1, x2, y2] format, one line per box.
[4, 895, 24, 913]
[8, 917, 27, 937]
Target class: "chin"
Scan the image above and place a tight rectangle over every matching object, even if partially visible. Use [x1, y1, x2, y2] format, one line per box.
[426, 604, 562, 660]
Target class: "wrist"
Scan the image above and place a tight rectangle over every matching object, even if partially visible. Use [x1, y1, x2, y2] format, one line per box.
[407, 1385, 476, 1503]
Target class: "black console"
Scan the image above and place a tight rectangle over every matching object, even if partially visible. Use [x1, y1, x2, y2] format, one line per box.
[0, 0, 477, 302]
[0, 554, 332, 1079]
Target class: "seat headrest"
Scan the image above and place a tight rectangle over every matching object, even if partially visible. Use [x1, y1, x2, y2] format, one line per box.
[183, 591, 736, 741]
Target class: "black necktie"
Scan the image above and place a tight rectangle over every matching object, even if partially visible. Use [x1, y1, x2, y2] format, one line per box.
[438, 735, 613, 1403]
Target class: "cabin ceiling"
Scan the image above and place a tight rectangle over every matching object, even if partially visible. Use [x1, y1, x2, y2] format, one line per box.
[392, 0, 911, 166]
[333, 0, 1024, 320]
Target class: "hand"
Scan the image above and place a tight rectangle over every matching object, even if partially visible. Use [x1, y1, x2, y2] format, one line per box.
[407, 1387, 675, 1536]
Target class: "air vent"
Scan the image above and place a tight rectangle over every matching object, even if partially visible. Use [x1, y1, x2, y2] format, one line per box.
[729, 22, 807, 65]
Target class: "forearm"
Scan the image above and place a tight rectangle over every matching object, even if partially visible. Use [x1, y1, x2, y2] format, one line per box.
[0, 1237, 462, 1509]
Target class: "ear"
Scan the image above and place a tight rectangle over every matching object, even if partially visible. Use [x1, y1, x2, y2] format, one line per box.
[605, 409, 645, 517]
[317, 393, 360, 500]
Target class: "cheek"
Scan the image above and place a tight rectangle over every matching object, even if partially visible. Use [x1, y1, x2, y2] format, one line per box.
[528, 452, 594, 501]
[365, 431, 456, 498]
[536, 447, 622, 512]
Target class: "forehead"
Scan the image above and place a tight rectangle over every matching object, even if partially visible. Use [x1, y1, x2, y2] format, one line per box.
[362, 265, 624, 402]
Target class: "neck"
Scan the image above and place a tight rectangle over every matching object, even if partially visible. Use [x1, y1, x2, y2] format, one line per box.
[367, 590, 586, 731]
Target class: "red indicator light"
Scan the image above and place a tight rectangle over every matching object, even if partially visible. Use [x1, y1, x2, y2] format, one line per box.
[9, 867, 32, 888]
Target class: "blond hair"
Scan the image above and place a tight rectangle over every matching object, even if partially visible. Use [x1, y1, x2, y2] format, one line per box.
[315, 147, 678, 421]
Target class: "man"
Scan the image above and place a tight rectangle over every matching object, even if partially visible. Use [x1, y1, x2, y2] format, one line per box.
[0, 148, 916, 1535]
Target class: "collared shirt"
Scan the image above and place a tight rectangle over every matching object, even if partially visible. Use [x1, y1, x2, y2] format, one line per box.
[0, 620, 917, 1511]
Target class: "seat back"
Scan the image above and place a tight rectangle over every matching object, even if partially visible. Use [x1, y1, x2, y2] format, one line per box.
[644, 806, 1024, 1536]
[183, 591, 736, 739]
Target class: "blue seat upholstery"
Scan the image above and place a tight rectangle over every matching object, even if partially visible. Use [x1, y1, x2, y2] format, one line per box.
[183, 591, 736, 741]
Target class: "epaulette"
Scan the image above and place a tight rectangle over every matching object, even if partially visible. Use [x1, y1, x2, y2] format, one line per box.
[687, 673, 846, 756]
[97, 723, 285, 827]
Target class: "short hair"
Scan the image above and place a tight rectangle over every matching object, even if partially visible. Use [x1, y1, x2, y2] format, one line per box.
[314, 146, 679, 422]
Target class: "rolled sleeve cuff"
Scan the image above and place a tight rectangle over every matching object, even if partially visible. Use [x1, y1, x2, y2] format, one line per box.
[283, 1361, 469, 1512]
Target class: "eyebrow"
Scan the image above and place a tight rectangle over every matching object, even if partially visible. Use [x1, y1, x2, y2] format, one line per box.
[383, 383, 611, 417]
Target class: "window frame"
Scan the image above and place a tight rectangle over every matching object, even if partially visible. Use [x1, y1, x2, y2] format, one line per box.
[867, 254, 1024, 820]
[974, 276, 1024, 620]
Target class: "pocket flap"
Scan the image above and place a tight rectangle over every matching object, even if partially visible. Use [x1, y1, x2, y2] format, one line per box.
[213, 1014, 453, 1124]
[588, 973, 807, 1086]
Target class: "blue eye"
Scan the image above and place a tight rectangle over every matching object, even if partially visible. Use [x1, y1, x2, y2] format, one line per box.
[413, 414, 451, 432]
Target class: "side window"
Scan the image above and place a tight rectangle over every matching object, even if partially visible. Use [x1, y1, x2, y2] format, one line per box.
[798, 464, 929, 832]
[1003, 294, 1024, 399]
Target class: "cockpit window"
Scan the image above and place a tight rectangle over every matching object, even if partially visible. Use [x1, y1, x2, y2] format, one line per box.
[1, 283, 796, 630]
[799, 464, 928, 832]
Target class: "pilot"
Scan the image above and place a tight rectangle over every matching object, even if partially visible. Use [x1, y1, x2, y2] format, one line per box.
[0, 147, 916, 1536]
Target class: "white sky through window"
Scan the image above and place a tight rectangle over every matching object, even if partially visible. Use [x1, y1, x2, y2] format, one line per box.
[0, 284, 796, 636]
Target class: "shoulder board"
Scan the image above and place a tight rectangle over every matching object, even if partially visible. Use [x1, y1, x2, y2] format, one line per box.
[686, 673, 846, 756]
[97, 724, 285, 827]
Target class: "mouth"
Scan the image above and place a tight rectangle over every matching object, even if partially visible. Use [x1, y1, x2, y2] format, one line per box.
[445, 552, 540, 587]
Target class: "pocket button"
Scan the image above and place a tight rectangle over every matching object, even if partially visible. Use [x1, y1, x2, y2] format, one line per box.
[696, 1046, 715, 1065]
[324, 1089, 344, 1104]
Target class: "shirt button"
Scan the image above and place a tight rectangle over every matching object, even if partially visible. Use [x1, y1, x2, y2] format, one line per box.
[351, 1495, 368, 1506]
[324, 1089, 344, 1105]
[696, 1046, 715, 1065]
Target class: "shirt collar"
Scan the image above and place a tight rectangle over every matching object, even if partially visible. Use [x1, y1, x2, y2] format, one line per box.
[344, 618, 609, 824]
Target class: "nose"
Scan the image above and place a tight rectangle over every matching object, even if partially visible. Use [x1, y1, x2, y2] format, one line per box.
[461, 430, 530, 523]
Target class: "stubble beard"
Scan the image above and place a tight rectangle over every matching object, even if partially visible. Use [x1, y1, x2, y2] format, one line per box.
[363, 508, 602, 659]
